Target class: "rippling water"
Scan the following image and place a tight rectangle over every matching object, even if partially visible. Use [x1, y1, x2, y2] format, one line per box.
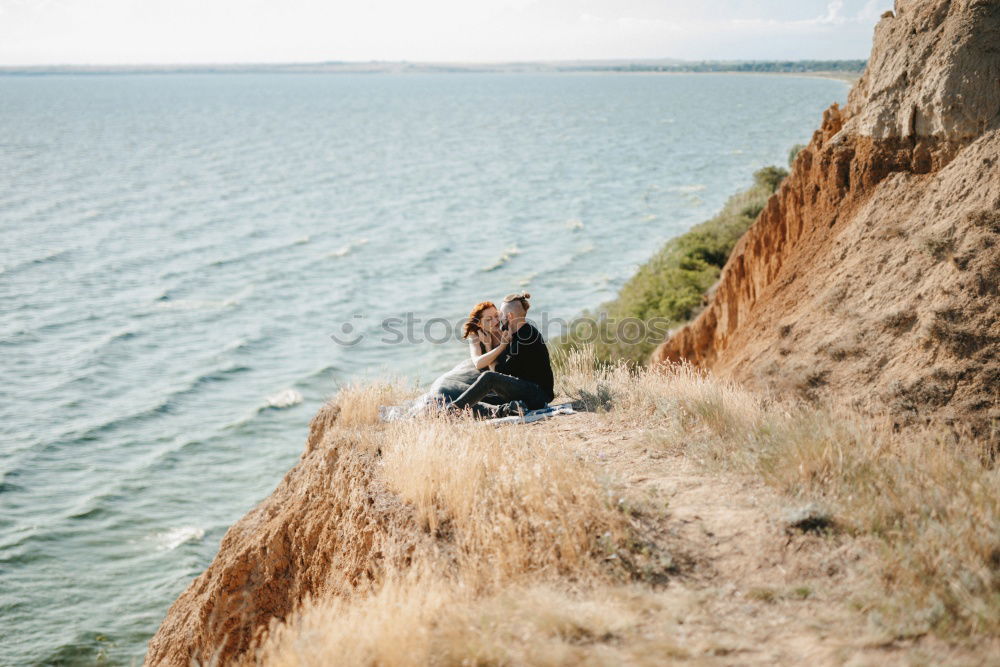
[0, 72, 847, 664]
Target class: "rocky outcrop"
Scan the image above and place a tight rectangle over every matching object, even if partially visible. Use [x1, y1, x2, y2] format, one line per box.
[655, 0, 1000, 434]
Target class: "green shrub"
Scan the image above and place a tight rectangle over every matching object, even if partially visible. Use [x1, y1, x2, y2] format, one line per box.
[753, 165, 789, 192]
[555, 165, 788, 365]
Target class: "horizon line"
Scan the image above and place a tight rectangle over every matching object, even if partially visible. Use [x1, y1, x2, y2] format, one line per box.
[0, 56, 867, 70]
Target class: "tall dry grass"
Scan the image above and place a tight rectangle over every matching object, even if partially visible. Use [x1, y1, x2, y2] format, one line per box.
[556, 347, 1000, 638]
[320, 380, 629, 583]
[255, 574, 684, 667]
[379, 419, 622, 584]
[249, 377, 641, 665]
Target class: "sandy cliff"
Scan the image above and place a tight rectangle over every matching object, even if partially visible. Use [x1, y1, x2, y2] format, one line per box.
[143, 404, 427, 665]
[655, 0, 1000, 435]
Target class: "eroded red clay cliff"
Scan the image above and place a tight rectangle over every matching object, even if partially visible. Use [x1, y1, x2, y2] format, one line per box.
[655, 0, 1000, 434]
[143, 405, 426, 665]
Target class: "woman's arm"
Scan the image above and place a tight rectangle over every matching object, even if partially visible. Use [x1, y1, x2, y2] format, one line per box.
[469, 331, 509, 370]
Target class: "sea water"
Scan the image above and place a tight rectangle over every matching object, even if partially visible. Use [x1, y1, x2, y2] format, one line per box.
[0, 72, 847, 664]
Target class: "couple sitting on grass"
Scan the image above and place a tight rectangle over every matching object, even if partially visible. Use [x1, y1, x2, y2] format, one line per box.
[418, 292, 554, 419]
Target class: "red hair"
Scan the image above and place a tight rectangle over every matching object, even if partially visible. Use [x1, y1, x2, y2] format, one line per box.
[462, 301, 496, 339]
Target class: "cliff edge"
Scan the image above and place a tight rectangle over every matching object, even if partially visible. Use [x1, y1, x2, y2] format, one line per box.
[143, 402, 426, 665]
[655, 0, 1000, 435]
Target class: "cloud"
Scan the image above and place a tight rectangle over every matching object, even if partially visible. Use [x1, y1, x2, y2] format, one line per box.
[819, 1, 846, 24]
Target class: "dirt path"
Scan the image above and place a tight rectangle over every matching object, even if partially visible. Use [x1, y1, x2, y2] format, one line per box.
[534, 412, 982, 665]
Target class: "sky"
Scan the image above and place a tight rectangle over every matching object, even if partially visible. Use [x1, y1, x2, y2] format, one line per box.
[0, 0, 894, 66]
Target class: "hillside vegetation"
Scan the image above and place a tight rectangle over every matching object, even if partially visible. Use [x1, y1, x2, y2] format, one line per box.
[557, 164, 787, 365]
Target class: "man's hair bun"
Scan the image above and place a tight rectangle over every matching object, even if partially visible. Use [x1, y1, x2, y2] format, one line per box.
[502, 292, 531, 312]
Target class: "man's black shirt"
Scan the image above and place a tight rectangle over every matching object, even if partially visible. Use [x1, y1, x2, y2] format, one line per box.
[495, 321, 555, 403]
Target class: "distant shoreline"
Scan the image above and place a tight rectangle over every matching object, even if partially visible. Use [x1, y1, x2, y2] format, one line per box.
[0, 60, 864, 83]
[0, 68, 861, 86]
[576, 70, 859, 84]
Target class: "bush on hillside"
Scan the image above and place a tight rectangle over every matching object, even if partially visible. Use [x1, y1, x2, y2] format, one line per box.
[555, 165, 788, 365]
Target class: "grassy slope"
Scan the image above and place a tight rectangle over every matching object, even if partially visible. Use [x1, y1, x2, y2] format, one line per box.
[557, 165, 788, 365]
[251, 350, 998, 664]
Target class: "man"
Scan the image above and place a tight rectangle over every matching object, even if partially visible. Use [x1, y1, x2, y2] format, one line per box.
[450, 292, 554, 413]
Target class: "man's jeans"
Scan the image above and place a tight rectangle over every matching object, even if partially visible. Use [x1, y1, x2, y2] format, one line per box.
[451, 371, 549, 411]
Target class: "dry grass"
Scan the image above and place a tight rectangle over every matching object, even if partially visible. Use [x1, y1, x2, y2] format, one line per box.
[325, 380, 419, 428]
[247, 348, 996, 664]
[246, 375, 644, 665]
[557, 347, 1000, 639]
[379, 418, 625, 584]
[322, 380, 629, 584]
[255, 576, 684, 667]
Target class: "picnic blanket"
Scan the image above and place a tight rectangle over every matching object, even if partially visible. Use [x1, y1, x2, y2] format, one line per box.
[378, 401, 576, 426]
[482, 402, 575, 425]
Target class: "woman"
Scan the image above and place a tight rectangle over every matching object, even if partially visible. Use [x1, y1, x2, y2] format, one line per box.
[408, 300, 519, 417]
[462, 301, 511, 371]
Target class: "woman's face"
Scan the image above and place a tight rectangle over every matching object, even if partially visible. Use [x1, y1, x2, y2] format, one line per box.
[479, 307, 500, 336]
